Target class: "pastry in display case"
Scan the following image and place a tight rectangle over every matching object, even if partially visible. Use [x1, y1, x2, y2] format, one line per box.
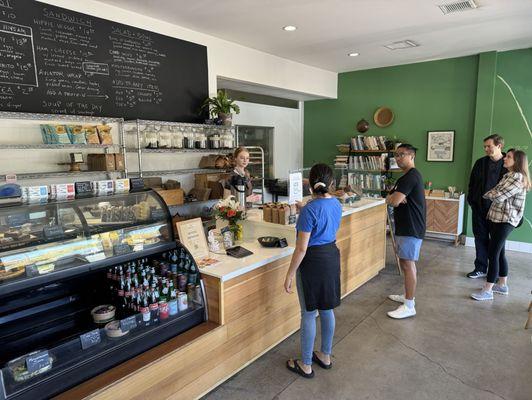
[0, 189, 206, 400]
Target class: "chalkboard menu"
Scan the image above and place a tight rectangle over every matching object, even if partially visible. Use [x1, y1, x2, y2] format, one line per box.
[0, 0, 208, 121]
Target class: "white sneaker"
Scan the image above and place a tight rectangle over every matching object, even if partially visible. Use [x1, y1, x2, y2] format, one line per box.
[388, 294, 405, 303]
[387, 304, 416, 319]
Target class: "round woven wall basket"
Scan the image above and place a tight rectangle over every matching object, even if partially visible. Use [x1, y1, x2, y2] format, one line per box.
[374, 107, 394, 127]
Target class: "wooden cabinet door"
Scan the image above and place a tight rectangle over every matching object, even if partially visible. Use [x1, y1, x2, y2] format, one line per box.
[432, 200, 459, 233]
[426, 199, 435, 231]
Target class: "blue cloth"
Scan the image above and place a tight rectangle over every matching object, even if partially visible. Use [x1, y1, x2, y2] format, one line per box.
[297, 271, 335, 365]
[296, 198, 342, 247]
[395, 235, 423, 261]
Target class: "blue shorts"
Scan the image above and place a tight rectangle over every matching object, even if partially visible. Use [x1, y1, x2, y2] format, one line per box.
[395, 236, 423, 261]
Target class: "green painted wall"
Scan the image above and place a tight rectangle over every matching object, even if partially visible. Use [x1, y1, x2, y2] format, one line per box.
[492, 49, 532, 242]
[304, 56, 479, 193]
[305, 49, 532, 244]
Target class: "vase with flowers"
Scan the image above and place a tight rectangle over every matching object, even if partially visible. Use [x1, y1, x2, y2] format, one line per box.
[214, 196, 244, 242]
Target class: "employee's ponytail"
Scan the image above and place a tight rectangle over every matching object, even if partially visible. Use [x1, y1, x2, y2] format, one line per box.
[309, 163, 334, 195]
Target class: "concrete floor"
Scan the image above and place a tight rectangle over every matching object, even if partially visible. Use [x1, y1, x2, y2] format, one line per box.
[202, 240, 532, 400]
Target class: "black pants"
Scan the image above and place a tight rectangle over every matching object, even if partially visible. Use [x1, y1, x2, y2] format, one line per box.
[487, 221, 514, 284]
[471, 206, 490, 273]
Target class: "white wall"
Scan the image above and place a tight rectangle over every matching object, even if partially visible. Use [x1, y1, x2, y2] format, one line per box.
[39, 0, 338, 99]
[233, 101, 303, 179]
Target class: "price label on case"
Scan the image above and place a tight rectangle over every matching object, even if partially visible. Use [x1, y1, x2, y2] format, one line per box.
[80, 329, 101, 350]
[26, 350, 51, 374]
[120, 315, 138, 332]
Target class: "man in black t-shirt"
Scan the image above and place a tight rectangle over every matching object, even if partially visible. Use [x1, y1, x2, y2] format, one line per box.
[466, 134, 506, 279]
[385, 144, 426, 319]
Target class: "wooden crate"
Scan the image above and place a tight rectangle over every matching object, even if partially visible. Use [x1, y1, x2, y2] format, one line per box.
[155, 188, 184, 206]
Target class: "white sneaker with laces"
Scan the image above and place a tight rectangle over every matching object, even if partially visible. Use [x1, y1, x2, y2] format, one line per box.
[387, 304, 416, 319]
[388, 294, 405, 303]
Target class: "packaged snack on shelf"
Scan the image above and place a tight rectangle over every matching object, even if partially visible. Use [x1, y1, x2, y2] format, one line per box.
[39, 124, 50, 144]
[92, 180, 114, 195]
[22, 185, 49, 201]
[87, 154, 116, 171]
[48, 125, 70, 144]
[84, 125, 100, 144]
[97, 125, 113, 145]
[114, 179, 130, 193]
[50, 183, 75, 199]
[66, 125, 87, 144]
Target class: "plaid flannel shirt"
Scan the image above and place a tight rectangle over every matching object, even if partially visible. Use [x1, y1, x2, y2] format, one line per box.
[483, 172, 526, 227]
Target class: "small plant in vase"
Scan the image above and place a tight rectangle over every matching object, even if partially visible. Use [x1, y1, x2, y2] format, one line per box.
[214, 196, 244, 241]
[200, 90, 240, 126]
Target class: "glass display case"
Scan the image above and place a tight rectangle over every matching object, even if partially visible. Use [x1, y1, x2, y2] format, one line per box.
[0, 189, 206, 400]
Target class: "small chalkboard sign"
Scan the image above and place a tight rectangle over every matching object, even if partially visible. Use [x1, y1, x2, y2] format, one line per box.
[43, 225, 65, 241]
[120, 315, 138, 332]
[7, 213, 29, 227]
[75, 181, 93, 196]
[80, 329, 101, 350]
[113, 243, 131, 256]
[129, 178, 145, 192]
[26, 350, 51, 374]
[151, 209, 166, 220]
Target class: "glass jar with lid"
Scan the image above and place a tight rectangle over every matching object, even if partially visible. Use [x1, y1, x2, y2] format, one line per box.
[209, 134, 220, 149]
[172, 127, 184, 149]
[184, 128, 195, 149]
[158, 127, 172, 148]
[144, 128, 158, 148]
[197, 131, 207, 149]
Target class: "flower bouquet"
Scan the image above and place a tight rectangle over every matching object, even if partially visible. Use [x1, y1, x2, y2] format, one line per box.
[213, 196, 244, 241]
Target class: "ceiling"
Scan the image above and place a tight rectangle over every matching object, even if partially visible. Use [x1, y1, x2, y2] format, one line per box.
[98, 0, 532, 73]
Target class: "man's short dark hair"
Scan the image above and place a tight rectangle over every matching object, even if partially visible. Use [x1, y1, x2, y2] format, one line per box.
[397, 143, 417, 155]
[483, 134, 504, 147]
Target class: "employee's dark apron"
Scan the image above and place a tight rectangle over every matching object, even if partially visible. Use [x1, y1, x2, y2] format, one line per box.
[299, 242, 341, 311]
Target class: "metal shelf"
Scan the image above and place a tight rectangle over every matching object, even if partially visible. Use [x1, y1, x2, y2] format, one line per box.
[1, 170, 124, 180]
[129, 168, 223, 177]
[347, 169, 402, 173]
[0, 144, 120, 150]
[0, 111, 124, 123]
[349, 149, 394, 153]
[125, 147, 234, 154]
[124, 119, 234, 130]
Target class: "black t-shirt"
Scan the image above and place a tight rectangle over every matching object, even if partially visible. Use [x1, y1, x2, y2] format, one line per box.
[482, 158, 504, 210]
[392, 168, 426, 239]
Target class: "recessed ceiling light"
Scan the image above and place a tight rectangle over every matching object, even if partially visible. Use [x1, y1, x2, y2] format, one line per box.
[348, 52, 360, 57]
[283, 25, 297, 32]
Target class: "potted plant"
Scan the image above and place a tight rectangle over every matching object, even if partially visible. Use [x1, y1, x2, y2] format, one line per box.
[200, 90, 240, 126]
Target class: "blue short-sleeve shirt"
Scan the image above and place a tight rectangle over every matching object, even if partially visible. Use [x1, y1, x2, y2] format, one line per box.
[296, 197, 342, 247]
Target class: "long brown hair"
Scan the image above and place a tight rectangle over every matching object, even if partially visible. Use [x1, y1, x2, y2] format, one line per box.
[508, 149, 531, 191]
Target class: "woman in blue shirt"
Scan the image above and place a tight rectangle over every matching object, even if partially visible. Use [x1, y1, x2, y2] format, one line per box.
[284, 164, 342, 378]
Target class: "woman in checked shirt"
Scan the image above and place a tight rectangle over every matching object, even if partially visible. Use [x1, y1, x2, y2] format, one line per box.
[471, 149, 530, 301]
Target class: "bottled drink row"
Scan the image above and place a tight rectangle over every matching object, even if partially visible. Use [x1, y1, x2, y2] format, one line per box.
[105, 248, 203, 324]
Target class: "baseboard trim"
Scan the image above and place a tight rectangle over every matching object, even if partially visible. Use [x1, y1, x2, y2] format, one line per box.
[465, 236, 532, 254]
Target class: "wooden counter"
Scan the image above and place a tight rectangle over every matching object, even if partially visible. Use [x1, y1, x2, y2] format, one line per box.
[58, 201, 386, 400]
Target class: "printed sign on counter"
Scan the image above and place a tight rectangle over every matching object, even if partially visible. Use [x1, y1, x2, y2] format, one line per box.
[176, 218, 209, 261]
[288, 172, 303, 205]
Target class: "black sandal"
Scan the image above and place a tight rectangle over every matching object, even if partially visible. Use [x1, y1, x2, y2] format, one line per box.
[312, 351, 332, 369]
[286, 359, 314, 378]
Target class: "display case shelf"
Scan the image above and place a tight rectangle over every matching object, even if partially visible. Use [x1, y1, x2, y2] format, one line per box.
[0, 241, 176, 298]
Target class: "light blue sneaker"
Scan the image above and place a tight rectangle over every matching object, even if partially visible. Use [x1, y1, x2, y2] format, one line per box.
[471, 290, 494, 301]
[492, 285, 509, 295]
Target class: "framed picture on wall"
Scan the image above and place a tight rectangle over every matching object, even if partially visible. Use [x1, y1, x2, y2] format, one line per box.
[427, 130, 455, 162]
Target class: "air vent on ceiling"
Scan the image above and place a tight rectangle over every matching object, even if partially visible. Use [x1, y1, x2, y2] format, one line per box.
[384, 40, 420, 50]
[439, 0, 478, 15]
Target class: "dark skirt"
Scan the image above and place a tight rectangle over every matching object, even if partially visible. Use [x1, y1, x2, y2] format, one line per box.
[299, 242, 341, 311]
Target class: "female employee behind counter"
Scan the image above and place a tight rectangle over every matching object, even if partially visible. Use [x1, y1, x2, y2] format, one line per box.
[223, 147, 262, 204]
